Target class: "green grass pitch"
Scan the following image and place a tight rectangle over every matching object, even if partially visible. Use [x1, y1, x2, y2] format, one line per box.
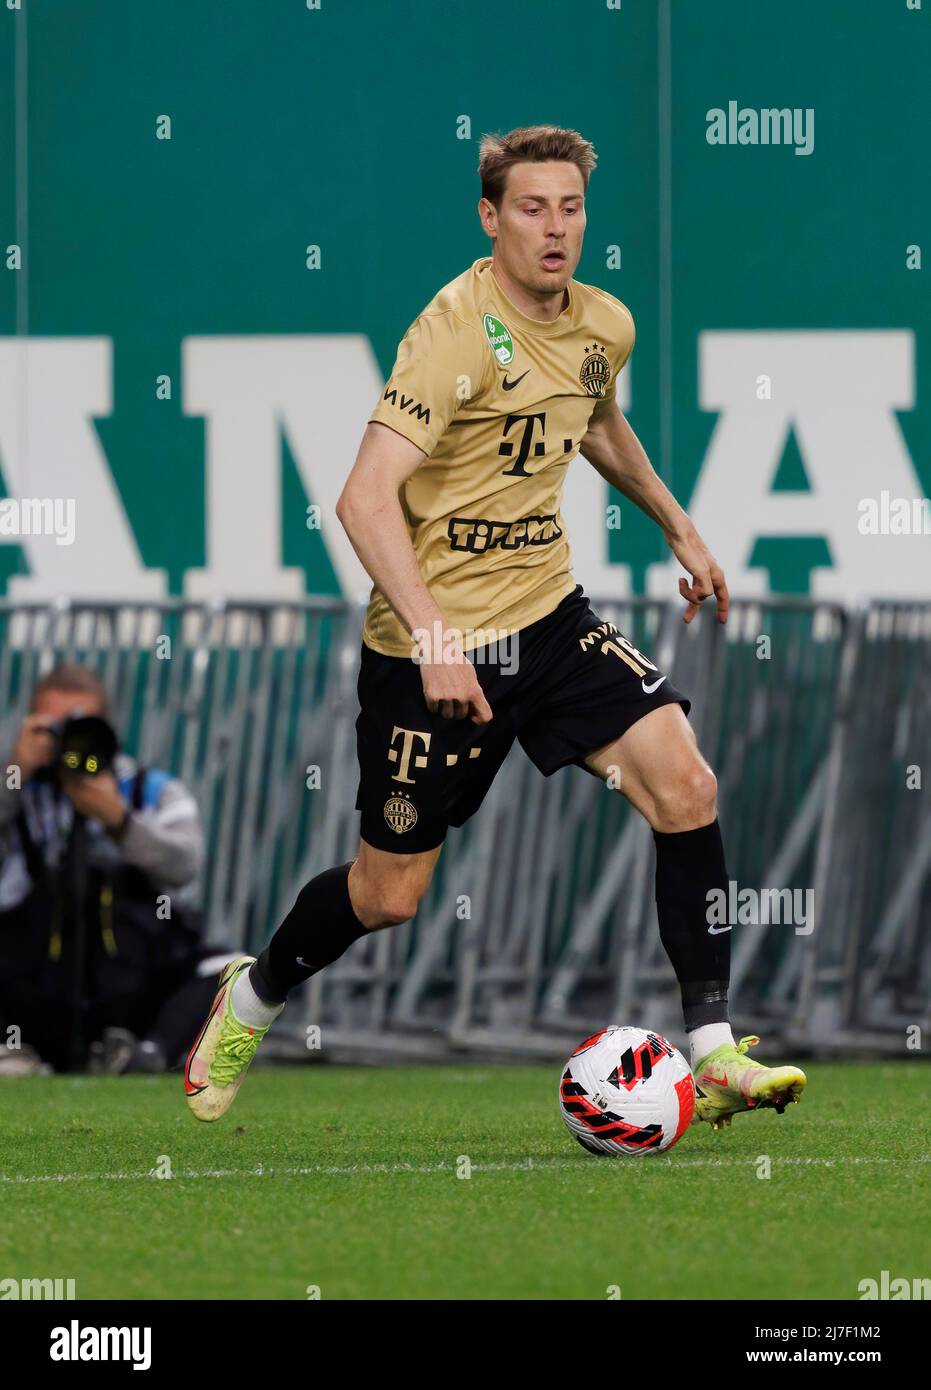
[1, 1061, 927, 1300]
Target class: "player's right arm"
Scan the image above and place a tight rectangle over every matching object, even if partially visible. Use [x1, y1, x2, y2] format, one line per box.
[335, 421, 493, 725]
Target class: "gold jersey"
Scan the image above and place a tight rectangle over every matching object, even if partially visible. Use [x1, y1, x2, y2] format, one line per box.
[363, 255, 635, 656]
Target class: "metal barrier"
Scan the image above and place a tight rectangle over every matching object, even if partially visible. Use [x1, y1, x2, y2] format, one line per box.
[0, 595, 927, 1059]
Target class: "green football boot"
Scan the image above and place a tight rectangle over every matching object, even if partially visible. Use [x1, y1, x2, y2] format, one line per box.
[693, 1034, 807, 1131]
[184, 955, 273, 1122]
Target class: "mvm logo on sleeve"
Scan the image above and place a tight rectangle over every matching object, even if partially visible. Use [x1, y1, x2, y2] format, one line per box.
[50, 1320, 152, 1371]
[382, 386, 431, 424]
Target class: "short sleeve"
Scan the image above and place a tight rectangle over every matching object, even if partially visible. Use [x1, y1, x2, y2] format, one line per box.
[588, 307, 636, 424]
[368, 310, 487, 455]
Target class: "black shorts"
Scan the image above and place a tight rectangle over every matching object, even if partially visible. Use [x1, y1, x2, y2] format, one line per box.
[354, 584, 690, 853]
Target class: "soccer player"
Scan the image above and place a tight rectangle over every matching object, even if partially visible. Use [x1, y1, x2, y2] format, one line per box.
[185, 126, 806, 1131]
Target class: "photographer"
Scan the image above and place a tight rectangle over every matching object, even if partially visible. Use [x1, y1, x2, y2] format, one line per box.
[0, 663, 223, 1074]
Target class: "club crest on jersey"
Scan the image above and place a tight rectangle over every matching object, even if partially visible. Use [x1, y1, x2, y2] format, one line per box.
[483, 313, 514, 366]
[580, 343, 611, 397]
[383, 793, 418, 834]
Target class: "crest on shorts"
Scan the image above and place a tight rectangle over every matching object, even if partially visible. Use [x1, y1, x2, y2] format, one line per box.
[383, 793, 418, 835]
[580, 344, 611, 397]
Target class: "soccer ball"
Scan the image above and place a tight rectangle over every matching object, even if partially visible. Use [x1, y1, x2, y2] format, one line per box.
[559, 1026, 695, 1157]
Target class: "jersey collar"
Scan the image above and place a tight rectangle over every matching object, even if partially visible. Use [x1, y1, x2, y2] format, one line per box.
[477, 257, 578, 337]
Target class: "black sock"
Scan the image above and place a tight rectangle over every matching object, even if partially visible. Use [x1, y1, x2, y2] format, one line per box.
[250, 863, 368, 1004]
[653, 819, 731, 1031]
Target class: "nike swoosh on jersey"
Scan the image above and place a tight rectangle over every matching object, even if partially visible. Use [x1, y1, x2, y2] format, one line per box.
[641, 675, 667, 694]
[502, 370, 530, 391]
[707, 924, 733, 935]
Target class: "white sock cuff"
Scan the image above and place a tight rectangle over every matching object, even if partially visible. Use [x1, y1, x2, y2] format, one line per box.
[688, 1022, 735, 1068]
[231, 970, 284, 1029]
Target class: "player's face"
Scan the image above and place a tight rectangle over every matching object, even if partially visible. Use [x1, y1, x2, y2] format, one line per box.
[482, 161, 586, 298]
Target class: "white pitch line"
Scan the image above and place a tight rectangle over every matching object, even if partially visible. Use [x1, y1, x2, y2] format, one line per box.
[1, 1154, 929, 1186]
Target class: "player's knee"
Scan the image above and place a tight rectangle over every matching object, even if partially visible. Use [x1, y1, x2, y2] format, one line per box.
[350, 855, 434, 929]
[652, 762, 717, 832]
[353, 871, 429, 929]
[372, 889, 423, 928]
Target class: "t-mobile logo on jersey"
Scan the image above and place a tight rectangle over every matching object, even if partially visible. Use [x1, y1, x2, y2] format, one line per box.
[497, 412, 547, 476]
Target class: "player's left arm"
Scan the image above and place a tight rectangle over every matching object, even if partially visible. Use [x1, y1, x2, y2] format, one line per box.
[579, 402, 729, 625]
